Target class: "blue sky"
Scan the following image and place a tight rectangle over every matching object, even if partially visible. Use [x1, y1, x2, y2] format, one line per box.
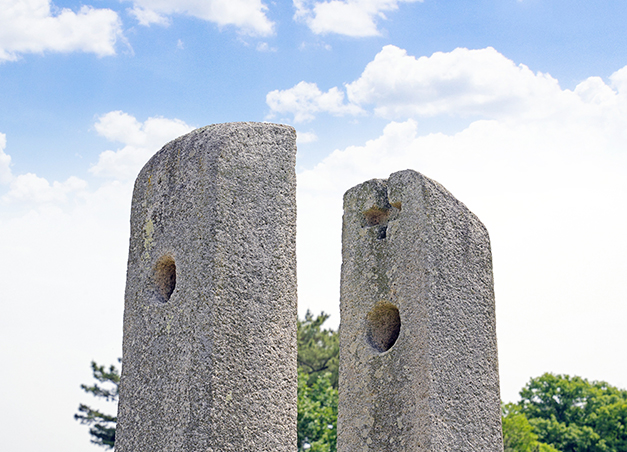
[1, 1, 627, 451]
[4, 0, 627, 176]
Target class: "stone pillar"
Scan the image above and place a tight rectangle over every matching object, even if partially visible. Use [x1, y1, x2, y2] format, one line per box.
[338, 170, 503, 452]
[115, 122, 297, 452]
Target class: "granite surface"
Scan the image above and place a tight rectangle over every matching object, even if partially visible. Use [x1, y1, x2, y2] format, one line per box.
[115, 122, 298, 452]
[338, 170, 503, 452]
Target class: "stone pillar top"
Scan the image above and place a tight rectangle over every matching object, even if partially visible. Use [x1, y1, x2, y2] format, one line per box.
[116, 122, 298, 452]
[339, 169, 503, 452]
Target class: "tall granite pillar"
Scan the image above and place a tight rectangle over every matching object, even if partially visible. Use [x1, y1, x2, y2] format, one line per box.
[338, 170, 503, 451]
[115, 122, 297, 452]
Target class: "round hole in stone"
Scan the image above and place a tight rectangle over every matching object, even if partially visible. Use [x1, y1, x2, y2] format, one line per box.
[155, 255, 176, 302]
[366, 302, 401, 353]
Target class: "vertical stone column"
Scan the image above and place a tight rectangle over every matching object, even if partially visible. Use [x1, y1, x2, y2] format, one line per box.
[115, 122, 297, 452]
[338, 170, 503, 451]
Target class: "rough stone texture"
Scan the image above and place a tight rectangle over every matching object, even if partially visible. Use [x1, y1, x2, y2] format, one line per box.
[115, 122, 297, 452]
[338, 170, 503, 452]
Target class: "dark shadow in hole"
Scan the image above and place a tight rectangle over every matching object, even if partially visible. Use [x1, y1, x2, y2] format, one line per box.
[366, 302, 401, 353]
[155, 255, 176, 302]
[363, 206, 390, 226]
[363, 202, 401, 240]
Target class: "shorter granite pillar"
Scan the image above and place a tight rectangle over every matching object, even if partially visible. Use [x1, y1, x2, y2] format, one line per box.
[115, 122, 298, 452]
[338, 170, 503, 451]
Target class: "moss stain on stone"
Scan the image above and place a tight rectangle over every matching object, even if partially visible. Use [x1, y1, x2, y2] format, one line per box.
[143, 219, 155, 251]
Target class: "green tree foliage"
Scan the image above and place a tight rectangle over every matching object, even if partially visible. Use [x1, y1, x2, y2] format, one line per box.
[298, 370, 338, 452]
[505, 373, 627, 452]
[77, 332, 627, 452]
[76, 313, 341, 450]
[297, 311, 339, 451]
[503, 403, 560, 452]
[298, 310, 339, 388]
[74, 360, 120, 449]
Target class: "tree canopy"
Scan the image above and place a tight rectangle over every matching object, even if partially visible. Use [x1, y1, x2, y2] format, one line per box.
[297, 311, 339, 451]
[503, 373, 627, 452]
[503, 403, 560, 452]
[297, 310, 339, 389]
[298, 369, 338, 452]
[77, 319, 627, 452]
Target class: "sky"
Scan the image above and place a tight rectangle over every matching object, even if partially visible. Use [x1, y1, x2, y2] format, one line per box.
[1, 0, 626, 450]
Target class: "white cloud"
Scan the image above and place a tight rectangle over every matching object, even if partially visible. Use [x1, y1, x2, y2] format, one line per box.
[294, 0, 421, 37]
[0, 133, 12, 184]
[297, 130, 318, 144]
[90, 111, 195, 180]
[0, 133, 88, 203]
[128, 0, 275, 36]
[1, 111, 193, 203]
[256, 41, 276, 52]
[610, 66, 627, 103]
[298, 115, 627, 401]
[130, 4, 170, 26]
[292, 50, 627, 403]
[0, 128, 129, 452]
[0, 176, 131, 452]
[0, 111, 196, 452]
[0, 0, 123, 62]
[269, 45, 627, 127]
[346, 45, 573, 119]
[574, 76, 618, 106]
[4, 173, 87, 203]
[266, 81, 364, 123]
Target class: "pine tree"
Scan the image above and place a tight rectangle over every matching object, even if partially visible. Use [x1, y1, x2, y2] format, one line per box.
[74, 360, 120, 449]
